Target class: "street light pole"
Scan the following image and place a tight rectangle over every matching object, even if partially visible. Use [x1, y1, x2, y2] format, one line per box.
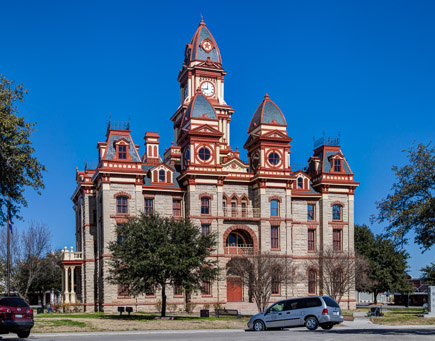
[7, 203, 11, 296]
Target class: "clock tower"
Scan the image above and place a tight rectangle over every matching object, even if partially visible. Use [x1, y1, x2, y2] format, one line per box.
[171, 18, 235, 161]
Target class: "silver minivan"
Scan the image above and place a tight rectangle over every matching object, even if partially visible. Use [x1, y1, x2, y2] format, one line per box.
[247, 296, 343, 331]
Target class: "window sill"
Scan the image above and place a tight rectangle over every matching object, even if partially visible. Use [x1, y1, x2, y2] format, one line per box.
[270, 248, 280, 251]
[117, 295, 131, 299]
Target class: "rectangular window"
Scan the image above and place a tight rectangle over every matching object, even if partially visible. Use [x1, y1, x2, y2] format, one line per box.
[333, 229, 342, 251]
[334, 159, 341, 172]
[332, 204, 342, 221]
[222, 201, 226, 216]
[116, 196, 128, 214]
[173, 284, 183, 296]
[118, 145, 127, 159]
[270, 200, 279, 217]
[308, 229, 315, 251]
[307, 204, 315, 220]
[173, 199, 182, 217]
[241, 202, 247, 217]
[145, 285, 155, 297]
[201, 224, 210, 236]
[271, 225, 279, 249]
[144, 198, 154, 215]
[201, 197, 210, 215]
[201, 280, 211, 295]
[117, 285, 129, 297]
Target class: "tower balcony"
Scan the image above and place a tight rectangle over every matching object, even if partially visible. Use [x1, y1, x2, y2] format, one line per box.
[61, 246, 83, 261]
[223, 207, 260, 220]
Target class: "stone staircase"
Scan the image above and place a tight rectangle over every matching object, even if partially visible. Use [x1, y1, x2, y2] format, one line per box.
[224, 301, 259, 315]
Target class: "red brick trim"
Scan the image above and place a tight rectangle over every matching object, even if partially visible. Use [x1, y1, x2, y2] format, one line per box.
[199, 193, 214, 200]
[113, 191, 132, 199]
[330, 200, 345, 208]
[268, 196, 282, 202]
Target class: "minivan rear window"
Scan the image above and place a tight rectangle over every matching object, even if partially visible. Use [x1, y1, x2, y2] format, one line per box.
[0, 298, 29, 307]
[322, 296, 340, 308]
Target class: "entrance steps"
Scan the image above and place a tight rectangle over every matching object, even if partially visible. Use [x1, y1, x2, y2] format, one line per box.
[224, 301, 259, 315]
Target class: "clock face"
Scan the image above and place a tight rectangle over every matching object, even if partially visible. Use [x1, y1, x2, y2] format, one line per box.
[201, 39, 213, 53]
[201, 81, 215, 97]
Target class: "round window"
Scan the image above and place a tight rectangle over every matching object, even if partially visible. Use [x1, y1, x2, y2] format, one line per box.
[198, 147, 211, 161]
[268, 152, 280, 165]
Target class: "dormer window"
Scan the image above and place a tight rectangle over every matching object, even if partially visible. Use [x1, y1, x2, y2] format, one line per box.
[297, 177, 303, 189]
[118, 145, 127, 159]
[334, 159, 341, 172]
[159, 170, 165, 182]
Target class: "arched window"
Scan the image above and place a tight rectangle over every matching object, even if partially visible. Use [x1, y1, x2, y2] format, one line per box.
[271, 274, 280, 295]
[226, 232, 247, 247]
[159, 170, 165, 182]
[308, 269, 317, 294]
[116, 196, 128, 214]
[297, 177, 303, 189]
[270, 199, 279, 217]
[332, 204, 342, 221]
[222, 200, 227, 216]
[231, 200, 237, 217]
[333, 268, 343, 294]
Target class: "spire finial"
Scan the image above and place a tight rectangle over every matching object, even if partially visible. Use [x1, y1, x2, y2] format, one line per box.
[200, 12, 205, 25]
[264, 93, 269, 100]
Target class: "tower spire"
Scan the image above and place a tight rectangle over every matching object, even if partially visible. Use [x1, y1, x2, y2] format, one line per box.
[200, 12, 205, 25]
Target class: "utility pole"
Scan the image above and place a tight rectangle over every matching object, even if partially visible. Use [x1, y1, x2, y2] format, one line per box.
[7, 203, 11, 296]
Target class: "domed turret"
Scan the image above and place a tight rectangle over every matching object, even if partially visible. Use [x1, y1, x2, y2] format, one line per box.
[248, 94, 287, 133]
[182, 92, 217, 123]
[184, 18, 222, 65]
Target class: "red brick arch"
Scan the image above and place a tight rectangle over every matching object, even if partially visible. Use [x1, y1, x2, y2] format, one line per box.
[330, 201, 345, 208]
[223, 225, 258, 254]
[113, 191, 131, 199]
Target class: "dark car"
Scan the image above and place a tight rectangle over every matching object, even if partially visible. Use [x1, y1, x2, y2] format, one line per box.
[0, 297, 34, 338]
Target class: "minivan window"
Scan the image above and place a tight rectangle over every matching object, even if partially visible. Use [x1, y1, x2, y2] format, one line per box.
[0, 298, 29, 307]
[322, 296, 340, 308]
[306, 297, 322, 308]
[289, 299, 307, 310]
[269, 302, 285, 312]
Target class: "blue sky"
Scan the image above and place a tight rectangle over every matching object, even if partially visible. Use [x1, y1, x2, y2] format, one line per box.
[1, 0, 434, 277]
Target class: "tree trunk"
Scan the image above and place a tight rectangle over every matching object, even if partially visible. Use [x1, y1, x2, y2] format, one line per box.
[373, 290, 378, 304]
[161, 285, 166, 317]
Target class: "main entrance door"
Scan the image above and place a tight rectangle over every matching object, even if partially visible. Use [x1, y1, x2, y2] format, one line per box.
[227, 269, 242, 302]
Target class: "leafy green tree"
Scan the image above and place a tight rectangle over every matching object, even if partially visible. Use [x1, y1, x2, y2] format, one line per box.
[373, 143, 435, 251]
[355, 224, 411, 303]
[108, 214, 219, 317]
[0, 75, 46, 222]
[421, 262, 435, 285]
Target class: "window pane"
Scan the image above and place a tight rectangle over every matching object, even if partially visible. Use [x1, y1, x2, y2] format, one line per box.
[333, 229, 342, 251]
[201, 280, 211, 295]
[173, 199, 181, 217]
[144, 198, 154, 215]
[201, 198, 210, 215]
[159, 170, 165, 182]
[119, 145, 127, 159]
[334, 159, 341, 172]
[201, 224, 210, 236]
[198, 147, 211, 161]
[268, 152, 280, 165]
[297, 178, 303, 189]
[308, 270, 316, 294]
[271, 226, 279, 249]
[308, 229, 315, 251]
[270, 200, 279, 217]
[332, 205, 341, 220]
[117, 196, 128, 214]
[307, 204, 315, 220]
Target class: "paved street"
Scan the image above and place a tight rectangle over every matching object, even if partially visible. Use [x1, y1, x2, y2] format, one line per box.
[1, 322, 435, 341]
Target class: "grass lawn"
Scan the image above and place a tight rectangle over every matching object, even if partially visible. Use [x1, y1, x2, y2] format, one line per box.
[33, 312, 249, 333]
[371, 308, 435, 325]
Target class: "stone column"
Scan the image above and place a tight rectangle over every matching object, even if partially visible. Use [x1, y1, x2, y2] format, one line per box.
[70, 266, 76, 303]
[64, 267, 70, 303]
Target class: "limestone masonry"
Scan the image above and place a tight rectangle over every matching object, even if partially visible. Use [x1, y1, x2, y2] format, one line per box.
[66, 19, 359, 313]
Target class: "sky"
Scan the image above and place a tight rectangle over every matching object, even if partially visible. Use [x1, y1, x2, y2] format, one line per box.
[1, 0, 434, 277]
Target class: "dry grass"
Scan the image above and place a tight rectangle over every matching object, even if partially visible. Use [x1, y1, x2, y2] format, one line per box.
[33, 313, 249, 333]
[371, 308, 435, 325]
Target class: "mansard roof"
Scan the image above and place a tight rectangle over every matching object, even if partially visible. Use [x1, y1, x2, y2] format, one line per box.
[184, 19, 222, 65]
[248, 94, 287, 132]
[183, 93, 217, 120]
[104, 135, 141, 161]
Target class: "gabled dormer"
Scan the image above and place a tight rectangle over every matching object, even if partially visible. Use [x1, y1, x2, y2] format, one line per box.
[148, 163, 175, 185]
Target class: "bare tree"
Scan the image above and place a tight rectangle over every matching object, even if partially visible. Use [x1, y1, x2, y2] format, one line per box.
[18, 221, 51, 298]
[228, 252, 292, 312]
[306, 248, 358, 304]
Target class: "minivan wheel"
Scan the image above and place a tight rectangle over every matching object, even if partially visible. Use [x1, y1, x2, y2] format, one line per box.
[253, 320, 266, 331]
[321, 323, 333, 330]
[305, 316, 319, 330]
[17, 330, 30, 338]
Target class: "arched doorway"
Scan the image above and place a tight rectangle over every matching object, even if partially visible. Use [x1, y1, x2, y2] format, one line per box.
[226, 268, 242, 302]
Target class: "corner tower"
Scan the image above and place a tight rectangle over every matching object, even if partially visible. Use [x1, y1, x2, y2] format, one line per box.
[171, 18, 235, 157]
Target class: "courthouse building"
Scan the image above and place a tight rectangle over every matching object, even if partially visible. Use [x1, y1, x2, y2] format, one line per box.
[65, 19, 359, 312]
